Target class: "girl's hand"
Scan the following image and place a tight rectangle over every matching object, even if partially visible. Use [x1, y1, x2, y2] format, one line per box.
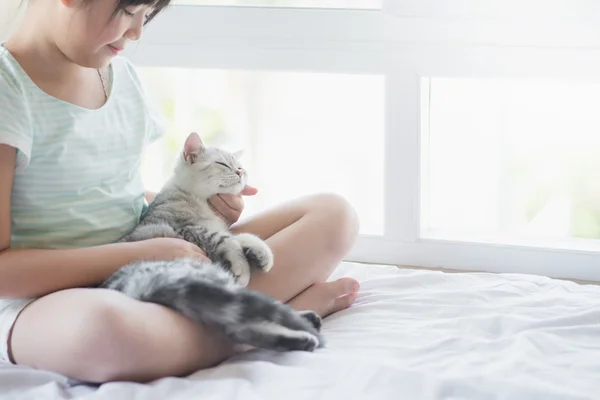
[135, 238, 210, 263]
[209, 185, 258, 226]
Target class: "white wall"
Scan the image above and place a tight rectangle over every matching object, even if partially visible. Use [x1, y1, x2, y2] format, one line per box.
[1, 0, 24, 41]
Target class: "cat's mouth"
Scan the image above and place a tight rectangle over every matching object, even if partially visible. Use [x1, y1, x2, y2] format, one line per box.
[219, 176, 244, 188]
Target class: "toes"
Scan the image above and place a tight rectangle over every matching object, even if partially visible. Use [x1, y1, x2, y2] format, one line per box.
[287, 278, 361, 319]
[330, 277, 360, 297]
[332, 291, 358, 313]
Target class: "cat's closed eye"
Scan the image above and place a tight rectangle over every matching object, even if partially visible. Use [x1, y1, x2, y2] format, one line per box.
[215, 162, 230, 168]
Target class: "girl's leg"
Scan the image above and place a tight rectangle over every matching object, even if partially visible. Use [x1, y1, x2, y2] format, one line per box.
[10, 288, 235, 383]
[10, 193, 360, 383]
[232, 193, 360, 316]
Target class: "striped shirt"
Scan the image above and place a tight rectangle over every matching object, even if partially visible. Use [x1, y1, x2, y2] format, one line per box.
[0, 45, 165, 249]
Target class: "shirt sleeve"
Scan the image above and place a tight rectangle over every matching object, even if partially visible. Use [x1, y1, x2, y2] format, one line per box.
[0, 74, 33, 172]
[122, 58, 167, 145]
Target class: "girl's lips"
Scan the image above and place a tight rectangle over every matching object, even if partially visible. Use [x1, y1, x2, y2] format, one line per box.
[108, 45, 123, 54]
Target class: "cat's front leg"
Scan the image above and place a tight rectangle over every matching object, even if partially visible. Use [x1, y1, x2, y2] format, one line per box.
[232, 233, 274, 273]
[181, 226, 251, 286]
[215, 240, 252, 286]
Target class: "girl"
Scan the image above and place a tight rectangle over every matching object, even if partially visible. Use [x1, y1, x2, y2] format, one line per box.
[0, 0, 360, 383]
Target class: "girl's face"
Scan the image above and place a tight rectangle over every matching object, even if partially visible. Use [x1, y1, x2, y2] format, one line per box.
[55, 0, 155, 68]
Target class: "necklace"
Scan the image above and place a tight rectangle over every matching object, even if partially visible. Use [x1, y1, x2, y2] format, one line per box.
[97, 68, 109, 100]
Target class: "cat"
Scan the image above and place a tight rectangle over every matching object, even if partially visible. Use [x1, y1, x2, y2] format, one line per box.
[121, 132, 271, 286]
[100, 132, 323, 352]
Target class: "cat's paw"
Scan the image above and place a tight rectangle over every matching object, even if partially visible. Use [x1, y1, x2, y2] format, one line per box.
[226, 252, 251, 287]
[214, 239, 252, 286]
[273, 331, 320, 352]
[234, 266, 251, 287]
[291, 332, 321, 352]
[298, 310, 322, 332]
[233, 233, 274, 272]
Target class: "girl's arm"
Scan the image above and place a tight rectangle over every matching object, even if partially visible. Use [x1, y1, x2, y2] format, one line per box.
[0, 244, 145, 299]
[0, 145, 207, 299]
[0, 145, 145, 298]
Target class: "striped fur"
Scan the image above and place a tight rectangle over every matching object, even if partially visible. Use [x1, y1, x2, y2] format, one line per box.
[101, 259, 323, 352]
[102, 133, 323, 352]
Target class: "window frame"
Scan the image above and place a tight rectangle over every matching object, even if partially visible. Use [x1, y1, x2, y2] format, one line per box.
[126, 1, 600, 281]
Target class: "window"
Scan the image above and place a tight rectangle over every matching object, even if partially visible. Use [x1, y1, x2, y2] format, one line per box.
[174, 0, 381, 9]
[140, 68, 385, 235]
[130, 0, 600, 281]
[421, 77, 600, 251]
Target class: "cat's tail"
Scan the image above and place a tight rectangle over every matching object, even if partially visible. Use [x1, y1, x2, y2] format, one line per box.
[120, 262, 324, 352]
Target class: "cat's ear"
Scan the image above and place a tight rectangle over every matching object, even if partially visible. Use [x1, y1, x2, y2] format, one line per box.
[233, 149, 244, 160]
[183, 132, 205, 164]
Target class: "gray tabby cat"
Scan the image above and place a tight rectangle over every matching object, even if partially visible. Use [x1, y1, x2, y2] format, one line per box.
[100, 132, 323, 352]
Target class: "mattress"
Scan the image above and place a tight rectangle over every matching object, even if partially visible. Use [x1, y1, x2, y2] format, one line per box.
[1, 262, 600, 400]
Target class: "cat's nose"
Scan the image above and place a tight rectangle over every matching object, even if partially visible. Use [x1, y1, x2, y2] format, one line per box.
[236, 169, 242, 177]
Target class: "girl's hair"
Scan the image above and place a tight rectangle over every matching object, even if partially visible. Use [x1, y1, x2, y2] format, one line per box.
[22, 0, 172, 24]
[111, 0, 172, 24]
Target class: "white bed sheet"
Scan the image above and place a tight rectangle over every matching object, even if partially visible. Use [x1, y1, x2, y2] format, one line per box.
[1, 262, 600, 400]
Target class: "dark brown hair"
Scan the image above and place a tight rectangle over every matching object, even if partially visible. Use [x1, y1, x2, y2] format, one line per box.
[22, 0, 172, 24]
[110, 0, 172, 25]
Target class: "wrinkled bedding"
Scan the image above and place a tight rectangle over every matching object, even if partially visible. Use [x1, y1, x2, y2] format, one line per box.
[1, 262, 600, 400]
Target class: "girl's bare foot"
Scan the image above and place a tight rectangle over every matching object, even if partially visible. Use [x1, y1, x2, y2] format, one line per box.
[288, 278, 360, 318]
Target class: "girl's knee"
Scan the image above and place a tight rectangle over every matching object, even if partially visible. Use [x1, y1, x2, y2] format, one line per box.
[67, 294, 143, 382]
[69, 293, 227, 383]
[10, 290, 136, 382]
[35, 290, 170, 383]
[310, 193, 360, 253]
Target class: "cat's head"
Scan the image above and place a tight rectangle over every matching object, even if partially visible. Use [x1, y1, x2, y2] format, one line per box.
[172, 132, 247, 198]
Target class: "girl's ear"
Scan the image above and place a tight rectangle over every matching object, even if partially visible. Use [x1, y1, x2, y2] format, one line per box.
[183, 132, 206, 164]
